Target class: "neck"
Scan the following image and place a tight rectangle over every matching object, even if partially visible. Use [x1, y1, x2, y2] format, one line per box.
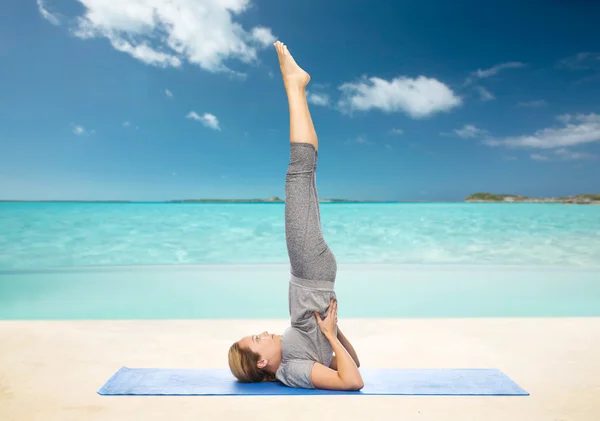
[265, 355, 282, 375]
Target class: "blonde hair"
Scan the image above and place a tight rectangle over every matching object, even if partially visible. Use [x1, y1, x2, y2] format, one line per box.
[228, 342, 277, 383]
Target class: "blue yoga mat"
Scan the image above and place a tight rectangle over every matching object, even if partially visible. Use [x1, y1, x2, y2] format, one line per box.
[98, 367, 529, 396]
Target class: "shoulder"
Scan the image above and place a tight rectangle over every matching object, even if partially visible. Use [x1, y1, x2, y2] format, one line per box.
[276, 359, 316, 389]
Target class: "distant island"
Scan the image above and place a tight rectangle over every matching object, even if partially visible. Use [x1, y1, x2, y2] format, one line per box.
[465, 193, 600, 204]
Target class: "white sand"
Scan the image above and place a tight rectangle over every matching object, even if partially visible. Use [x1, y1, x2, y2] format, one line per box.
[1, 318, 599, 421]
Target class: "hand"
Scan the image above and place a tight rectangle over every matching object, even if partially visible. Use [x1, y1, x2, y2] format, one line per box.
[314, 298, 338, 339]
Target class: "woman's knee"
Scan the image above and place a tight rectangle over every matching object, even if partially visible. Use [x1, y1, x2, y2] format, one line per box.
[288, 143, 317, 174]
[292, 247, 337, 282]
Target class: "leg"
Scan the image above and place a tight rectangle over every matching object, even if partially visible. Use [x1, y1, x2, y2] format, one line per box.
[274, 41, 318, 151]
[275, 41, 337, 282]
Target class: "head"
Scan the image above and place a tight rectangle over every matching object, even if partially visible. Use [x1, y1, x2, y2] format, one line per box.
[228, 331, 283, 383]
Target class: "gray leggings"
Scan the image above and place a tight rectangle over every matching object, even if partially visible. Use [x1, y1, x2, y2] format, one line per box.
[285, 142, 337, 282]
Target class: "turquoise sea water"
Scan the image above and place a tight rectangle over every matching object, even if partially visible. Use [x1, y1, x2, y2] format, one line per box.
[1, 202, 600, 268]
[1, 264, 599, 319]
[1, 202, 599, 319]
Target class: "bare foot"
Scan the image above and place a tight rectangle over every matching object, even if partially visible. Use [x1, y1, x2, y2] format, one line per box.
[273, 41, 310, 89]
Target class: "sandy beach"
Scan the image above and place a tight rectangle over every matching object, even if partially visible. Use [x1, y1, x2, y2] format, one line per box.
[1, 318, 599, 421]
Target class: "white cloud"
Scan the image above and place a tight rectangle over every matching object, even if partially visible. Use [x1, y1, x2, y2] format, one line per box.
[344, 135, 370, 145]
[72, 124, 93, 136]
[251, 26, 277, 47]
[338, 75, 461, 118]
[68, 0, 276, 73]
[306, 91, 329, 106]
[454, 124, 488, 138]
[517, 100, 548, 107]
[465, 62, 526, 85]
[123, 121, 131, 127]
[37, 0, 60, 26]
[558, 52, 600, 71]
[553, 148, 598, 160]
[485, 113, 600, 149]
[531, 148, 598, 162]
[390, 128, 404, 135]
[556, 114, 572, 124]
[476, 86, 495, 101]
[558, 53, 600, 84]
[186, 111, 221, 130]
[109, 38, 181, 67]
[165, 89, 173, 98]
[531, 153, 550, 161]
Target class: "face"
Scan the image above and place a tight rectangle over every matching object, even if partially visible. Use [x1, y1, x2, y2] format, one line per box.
[238, 331, 283, 369]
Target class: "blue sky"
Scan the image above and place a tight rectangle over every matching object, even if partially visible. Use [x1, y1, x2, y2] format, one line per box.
[1, 0, 599, 201]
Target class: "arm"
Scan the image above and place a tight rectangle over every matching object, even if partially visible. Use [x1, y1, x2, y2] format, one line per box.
[314, 332, 363, 390]
[310, 300, 364, 391]
[328, 327, 360, 370]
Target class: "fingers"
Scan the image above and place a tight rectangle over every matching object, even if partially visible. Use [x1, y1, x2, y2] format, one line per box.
[327, 298, 337, 319]
[316, 299, 338, 325]
[333, 301, 338, 322]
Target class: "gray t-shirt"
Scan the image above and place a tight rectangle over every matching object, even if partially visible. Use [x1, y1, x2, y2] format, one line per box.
[275, 273, 337, 388]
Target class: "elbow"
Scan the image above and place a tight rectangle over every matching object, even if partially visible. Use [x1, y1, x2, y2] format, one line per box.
[348, 380, 364, 391]
[345, 377, 364, 391]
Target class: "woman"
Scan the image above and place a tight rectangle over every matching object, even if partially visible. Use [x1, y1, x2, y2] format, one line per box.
[228, 41, 363, 391]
